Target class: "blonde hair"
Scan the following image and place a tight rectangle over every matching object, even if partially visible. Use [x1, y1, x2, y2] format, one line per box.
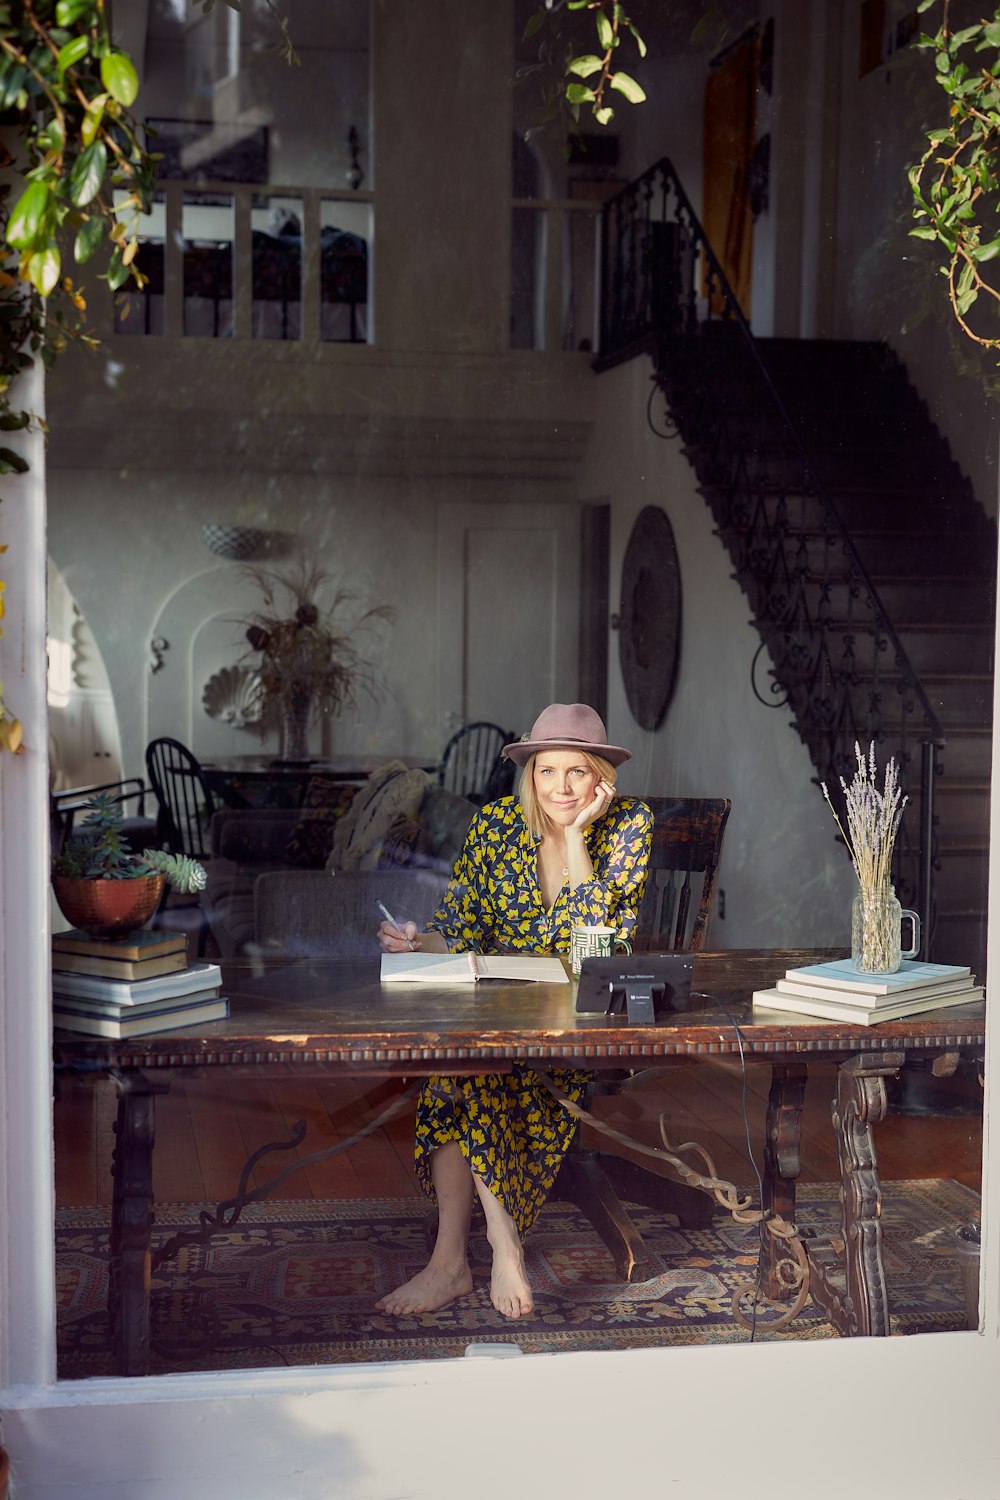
[518, 751, 618, 840]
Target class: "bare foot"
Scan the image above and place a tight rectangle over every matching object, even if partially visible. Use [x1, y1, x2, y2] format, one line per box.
[375, 1262, 473, 1316]
[490, 1252, 534, 1320]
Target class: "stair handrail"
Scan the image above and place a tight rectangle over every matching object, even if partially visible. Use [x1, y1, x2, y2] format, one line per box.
[597, 157, 945, 929]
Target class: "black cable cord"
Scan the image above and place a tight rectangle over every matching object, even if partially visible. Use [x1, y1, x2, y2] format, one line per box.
[689, 991, 767, 1341]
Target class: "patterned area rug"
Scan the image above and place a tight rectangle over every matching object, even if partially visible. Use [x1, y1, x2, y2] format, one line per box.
[56, 1178, 980, 1377]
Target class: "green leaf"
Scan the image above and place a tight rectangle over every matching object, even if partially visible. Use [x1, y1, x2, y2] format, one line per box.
[0, 62, 27, 112]
[100, 51, 139, 107]
[73, 214, 105, 264]
[81, 93, 106, 147]
[569, 54, 604, 78]
[629, 23, 647, 58]
[609, 71, 646, 103]
[105, 246, 129, 290]
[56, 0, 98, 23]
[6, 181, 51, 251]
[909, 226, 938, 240]
[974, 237, 1000, 263]
[24, 246, 61, 297]
[566, 82, 596, 104]
[522, 10, 544, 40]
[596, 11, 614, 49]
[595, 105, 614, 125]
[917, 0, 937, 11]
[56, 34, 89, 78]
[0, 447, 29, 474]
[68, 140, 107, 206]
[956, 282, 978, 315]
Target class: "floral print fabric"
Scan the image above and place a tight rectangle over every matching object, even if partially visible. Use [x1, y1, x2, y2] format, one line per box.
[415, 794, 652, 1236]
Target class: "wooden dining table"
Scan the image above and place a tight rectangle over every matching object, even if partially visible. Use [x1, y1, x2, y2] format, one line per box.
[52, 948, 986, 1375]
[198, 753, 439, 808]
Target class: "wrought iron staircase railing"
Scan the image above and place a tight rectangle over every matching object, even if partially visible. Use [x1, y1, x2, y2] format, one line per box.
[596, 157, 945, 942]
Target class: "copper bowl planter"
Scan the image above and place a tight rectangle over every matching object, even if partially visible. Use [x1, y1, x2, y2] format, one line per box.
[51, 874, 166, 938]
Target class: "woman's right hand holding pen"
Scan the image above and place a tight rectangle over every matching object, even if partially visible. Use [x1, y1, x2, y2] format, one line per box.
[377, 918, 421, 953]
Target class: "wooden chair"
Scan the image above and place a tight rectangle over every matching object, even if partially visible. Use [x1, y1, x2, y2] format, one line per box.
[50, 776, 155, 859]
[551, 795, 732, 1281]
[144, 737, 219, 952]
[145, 737, 218, 860]
[437, 721, 511, 805]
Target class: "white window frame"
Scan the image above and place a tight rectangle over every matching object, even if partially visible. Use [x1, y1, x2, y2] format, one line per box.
[1, 363, 998, 1496]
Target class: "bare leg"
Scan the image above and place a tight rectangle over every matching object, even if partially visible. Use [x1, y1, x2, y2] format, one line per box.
[473, 1175, 534, 1320]
[375, 1142, 476, 1315]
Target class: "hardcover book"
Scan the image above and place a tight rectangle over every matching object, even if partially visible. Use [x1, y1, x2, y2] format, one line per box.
[51, 929, 188, 962]
[51, 949, 190, 982]
[51, 960, 223, 1006]
[52, 985, 222, 1019]
[52, 995, 230, 1039]
[752, 985, 983, 1025]
[782, 958, 972, 997]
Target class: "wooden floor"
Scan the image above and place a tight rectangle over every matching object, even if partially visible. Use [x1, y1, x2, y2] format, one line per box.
[54, 1056, 984, 1209]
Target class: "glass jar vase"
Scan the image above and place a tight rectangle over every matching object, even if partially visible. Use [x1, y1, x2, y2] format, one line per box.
[850, 884, 921, 974]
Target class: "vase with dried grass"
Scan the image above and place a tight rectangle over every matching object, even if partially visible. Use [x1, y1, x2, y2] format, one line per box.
[236, 562, 393, 764]
[822, 741, 920, 973]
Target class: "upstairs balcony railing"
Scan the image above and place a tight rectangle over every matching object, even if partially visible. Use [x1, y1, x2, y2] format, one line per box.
[114, 181, 372, 344]
[597, 157, 945, 934]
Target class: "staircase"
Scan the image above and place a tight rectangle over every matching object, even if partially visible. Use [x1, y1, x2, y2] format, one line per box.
[597, 160, 995, 977]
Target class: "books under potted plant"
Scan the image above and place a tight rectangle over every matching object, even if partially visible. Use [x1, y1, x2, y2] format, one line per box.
[51, 792, 207, 939]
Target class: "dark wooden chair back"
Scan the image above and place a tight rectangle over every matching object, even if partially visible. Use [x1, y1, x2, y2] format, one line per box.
[50, 777, 152, 857]
[145, 737, 218, 860]
[634, 796, 731, 951]
[438, 721, 511, 805]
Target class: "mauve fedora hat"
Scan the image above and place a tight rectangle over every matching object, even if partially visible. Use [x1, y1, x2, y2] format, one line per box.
[503, 703, 632, 768]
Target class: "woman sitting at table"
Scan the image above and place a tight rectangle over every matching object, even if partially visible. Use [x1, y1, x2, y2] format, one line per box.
[375, 703, 652, 1321]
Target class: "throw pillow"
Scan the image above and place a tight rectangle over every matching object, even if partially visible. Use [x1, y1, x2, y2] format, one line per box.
[327, 761, 430, 872]
[285, 778, 359, 868]
[376, 813, 431, 870]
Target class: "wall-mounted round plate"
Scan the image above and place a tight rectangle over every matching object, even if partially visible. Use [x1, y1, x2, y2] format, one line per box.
[618, 505, 682, 731]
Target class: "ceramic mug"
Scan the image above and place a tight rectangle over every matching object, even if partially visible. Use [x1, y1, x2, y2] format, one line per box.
[570, 924, 632, 976]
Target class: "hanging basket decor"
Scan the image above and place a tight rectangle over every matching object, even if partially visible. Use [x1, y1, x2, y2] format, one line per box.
[202, 524, 266, 561]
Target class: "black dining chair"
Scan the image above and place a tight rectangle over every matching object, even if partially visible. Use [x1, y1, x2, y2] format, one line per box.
[50, 776, 156, 859]
[437, 722, 512, 805]
[144, 737, 219, 953]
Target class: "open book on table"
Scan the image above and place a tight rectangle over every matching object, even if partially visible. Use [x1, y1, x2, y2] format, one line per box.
[380, 952, 569, 984]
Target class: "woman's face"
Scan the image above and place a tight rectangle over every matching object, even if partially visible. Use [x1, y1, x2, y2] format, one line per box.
[532, 751, 601, 827]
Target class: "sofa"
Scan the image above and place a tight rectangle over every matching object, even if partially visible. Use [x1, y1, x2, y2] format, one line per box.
[202, 761, 478, 958]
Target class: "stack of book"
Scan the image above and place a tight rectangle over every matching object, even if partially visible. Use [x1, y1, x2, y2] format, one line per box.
[52, 928, 229, 1038]
[752, 958, 983, 1025]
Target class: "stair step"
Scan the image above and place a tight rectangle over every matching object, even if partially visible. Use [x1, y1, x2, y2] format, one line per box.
[807, 624, 993, 675]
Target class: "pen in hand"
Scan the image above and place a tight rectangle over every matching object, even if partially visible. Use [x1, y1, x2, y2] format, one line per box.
[376, 898, 415, 951]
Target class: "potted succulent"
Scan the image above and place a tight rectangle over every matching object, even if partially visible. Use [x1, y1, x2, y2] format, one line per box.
[51, 792, 208, 938]
[236, 561, 393, 763]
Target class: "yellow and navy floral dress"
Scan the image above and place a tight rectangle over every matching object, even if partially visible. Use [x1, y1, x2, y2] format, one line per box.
[416, 793, 652, 1237]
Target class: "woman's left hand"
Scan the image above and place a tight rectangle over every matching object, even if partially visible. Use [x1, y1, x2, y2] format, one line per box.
[570, 778, 615, 832]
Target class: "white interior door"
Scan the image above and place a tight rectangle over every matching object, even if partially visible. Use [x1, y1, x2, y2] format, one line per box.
[436, 501, 580, 742]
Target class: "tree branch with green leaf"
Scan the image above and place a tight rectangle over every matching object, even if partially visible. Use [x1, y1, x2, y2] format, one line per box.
[520, 0, 648, 138]
[909, 0, 1000, 350]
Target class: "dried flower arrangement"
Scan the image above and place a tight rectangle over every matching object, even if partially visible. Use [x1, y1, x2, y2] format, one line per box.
[822, 741, 909, 970]
[236, 562, 393, 760]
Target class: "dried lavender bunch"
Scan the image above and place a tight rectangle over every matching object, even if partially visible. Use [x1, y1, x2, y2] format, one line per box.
[821, 740, 908, 893]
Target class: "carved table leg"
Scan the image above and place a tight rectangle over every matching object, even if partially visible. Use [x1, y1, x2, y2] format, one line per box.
[807, 1050, 904, 1337]
[108, 1069, 168, 1377]
[761, 1063, 808, 1301]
